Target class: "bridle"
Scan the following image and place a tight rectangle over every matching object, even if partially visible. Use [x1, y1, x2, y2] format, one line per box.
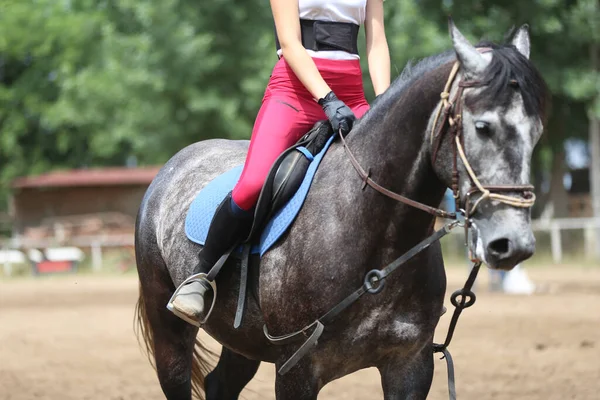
[339, 50, 536, 259]
[430, 58, 536, 217]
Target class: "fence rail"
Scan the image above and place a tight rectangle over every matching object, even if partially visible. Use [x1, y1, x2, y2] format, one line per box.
[2, 218, 599, 276]
[532, 217, 600, 263]
[1, 234, 134, 276]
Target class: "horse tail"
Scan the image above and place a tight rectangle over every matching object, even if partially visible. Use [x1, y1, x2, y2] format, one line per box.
[133, 285, 157, 370]
[134, 282, 213, 399]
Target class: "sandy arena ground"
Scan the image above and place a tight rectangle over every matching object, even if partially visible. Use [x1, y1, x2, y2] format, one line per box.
[1, 265, 599, 400]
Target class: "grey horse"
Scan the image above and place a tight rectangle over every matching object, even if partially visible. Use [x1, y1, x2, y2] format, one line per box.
[135, 20, 548, 400]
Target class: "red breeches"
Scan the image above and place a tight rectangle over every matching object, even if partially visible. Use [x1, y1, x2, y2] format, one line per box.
[231, 57, 370, 210]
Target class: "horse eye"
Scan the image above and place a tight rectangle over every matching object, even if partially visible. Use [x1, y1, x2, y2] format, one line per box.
[475, 121, 491, 135]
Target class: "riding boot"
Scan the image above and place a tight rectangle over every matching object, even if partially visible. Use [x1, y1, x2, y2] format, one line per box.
[167, 192, 253, 326]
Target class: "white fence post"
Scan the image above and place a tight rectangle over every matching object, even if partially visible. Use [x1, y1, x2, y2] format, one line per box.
[584, 223, 598, 260]
[2, 243, 12, 277]
[91, 241, 103, 271]
[3, 260, 11, 277]
[550, 223, 562, 264]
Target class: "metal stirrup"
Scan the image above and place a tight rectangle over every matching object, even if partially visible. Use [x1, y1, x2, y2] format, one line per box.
[167, 244, 237, 326]
[167, 273, 217, 327]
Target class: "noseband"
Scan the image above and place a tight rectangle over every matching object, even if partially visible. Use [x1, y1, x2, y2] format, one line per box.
[339, 51, 536, 253]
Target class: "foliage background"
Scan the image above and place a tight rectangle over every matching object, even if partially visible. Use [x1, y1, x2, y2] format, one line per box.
[0, 0, 598, 217]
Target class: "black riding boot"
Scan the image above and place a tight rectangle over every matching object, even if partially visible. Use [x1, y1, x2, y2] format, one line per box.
[167, 192, 253, 326]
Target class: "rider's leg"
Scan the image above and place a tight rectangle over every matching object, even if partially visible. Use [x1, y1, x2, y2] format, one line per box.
[231, 67, 324, 210]
[230, 100, 320, 210]
[167, 191, 253, 326]
[168, 59, 322, 325]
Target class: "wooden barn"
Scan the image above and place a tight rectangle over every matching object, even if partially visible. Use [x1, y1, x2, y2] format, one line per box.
[9, 166, 160, 242]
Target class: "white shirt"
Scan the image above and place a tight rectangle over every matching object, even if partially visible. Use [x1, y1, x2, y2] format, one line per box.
[277, 0, 368, 60]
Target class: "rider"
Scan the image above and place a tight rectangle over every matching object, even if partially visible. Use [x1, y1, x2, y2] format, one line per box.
[168, 0, 391, 325]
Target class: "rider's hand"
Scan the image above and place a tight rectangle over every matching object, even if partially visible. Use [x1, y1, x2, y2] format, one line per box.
[318, 91, 356, 136]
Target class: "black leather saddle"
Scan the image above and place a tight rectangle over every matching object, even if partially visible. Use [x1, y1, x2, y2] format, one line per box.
[245, 120, 334, 242]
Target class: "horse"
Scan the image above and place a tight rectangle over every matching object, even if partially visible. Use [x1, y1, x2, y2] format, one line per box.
[134, 20, 548, 400]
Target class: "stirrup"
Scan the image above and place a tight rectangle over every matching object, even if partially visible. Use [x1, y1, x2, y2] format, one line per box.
[166, 273, 217, 327]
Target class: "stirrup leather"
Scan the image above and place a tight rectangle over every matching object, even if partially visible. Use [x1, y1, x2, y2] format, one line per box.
[166, 273, 217, 327]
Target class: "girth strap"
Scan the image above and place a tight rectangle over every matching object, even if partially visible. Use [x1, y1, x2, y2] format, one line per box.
[234, 244, 252, 329]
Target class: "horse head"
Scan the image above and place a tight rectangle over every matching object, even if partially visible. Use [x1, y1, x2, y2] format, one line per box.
[431, 20, 549, 270]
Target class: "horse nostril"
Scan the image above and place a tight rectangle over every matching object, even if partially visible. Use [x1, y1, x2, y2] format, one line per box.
[488, 238, 510, 255]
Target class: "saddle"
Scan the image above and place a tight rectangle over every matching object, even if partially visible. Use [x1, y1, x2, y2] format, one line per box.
[183, 120, 334, 328]
[245, 120, 333, 242]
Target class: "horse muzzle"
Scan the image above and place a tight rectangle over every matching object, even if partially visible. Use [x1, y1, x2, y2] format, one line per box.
[484, 231, 536, 270]
[470, 209, 536, 270]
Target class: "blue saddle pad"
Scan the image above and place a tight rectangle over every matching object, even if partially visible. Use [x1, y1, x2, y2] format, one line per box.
[185, 135, 335, 257]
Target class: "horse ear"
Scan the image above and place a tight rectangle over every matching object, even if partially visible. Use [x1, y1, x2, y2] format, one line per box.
[448, 17, 487, 75]
[511, 24, 530, 59]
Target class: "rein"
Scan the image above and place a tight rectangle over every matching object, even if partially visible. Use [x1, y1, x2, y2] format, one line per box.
[263, 53, 538, 399]
[341, 57, 535, 226]
[340, 55, 535, 259]
[338, 131, 455, 220]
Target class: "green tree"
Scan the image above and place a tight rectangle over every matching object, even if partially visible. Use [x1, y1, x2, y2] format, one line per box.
[1, 0, 598, 236]
[0, 0, 275, 210]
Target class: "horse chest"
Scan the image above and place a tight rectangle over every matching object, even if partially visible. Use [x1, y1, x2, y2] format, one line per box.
[351, 305, 424, 344]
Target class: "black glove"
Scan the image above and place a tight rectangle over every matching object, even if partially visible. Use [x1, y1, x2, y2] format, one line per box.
[318, 91, 356, 136]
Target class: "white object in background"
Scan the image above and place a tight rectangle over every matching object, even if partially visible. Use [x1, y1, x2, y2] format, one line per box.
[44, 247, 85, 262]
[0, 250, 26, 264]
[502, 264, 536, 295]
[1, 249, 26, 277]
[27, 249, 44, 263]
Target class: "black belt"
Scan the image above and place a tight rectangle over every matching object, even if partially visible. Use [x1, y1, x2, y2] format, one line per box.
[275, 19, 359, 56]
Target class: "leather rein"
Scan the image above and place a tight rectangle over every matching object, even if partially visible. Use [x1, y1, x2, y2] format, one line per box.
[339, 56, 536, 234]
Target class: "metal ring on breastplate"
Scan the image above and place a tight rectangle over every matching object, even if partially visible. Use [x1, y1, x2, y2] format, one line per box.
[450, 289, 476, 308]
[364, 269, 385, 294]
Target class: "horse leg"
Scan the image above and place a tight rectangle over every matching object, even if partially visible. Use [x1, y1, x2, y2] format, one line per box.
[378, 347, 434, 400]
[274, 361, 319, 400]
[136, 255, 216, 400]
[143, 279, 204, 400]
[204, 347, 261, 400]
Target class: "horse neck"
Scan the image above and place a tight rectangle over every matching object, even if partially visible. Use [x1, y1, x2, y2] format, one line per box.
[347, 64, 452, 237]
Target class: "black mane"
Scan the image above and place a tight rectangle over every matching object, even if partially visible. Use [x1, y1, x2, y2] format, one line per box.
[473, 41, 548, 119]
[372, 50, 455, 110]
[369, 40, 549, 121]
